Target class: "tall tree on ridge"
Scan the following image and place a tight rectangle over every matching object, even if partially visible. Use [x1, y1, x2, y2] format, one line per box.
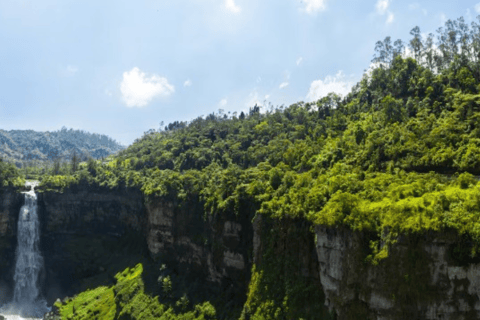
[409, 26, 424, 62]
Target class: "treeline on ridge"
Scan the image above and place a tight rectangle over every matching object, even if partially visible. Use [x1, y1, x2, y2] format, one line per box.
[30, 14, 480, 253]
[3, 15, 480, 320]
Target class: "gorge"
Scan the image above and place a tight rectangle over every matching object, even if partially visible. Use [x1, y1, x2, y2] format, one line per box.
[1, 14, 480, 320]
[1, 182, 480, 319]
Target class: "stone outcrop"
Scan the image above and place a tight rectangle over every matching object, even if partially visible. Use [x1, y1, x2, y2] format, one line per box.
[145, 197, 253, 310]
[4, 183, 480, 319]
[0, 185, 253, 315]
[315, 226, 480, 320]
[0, 187, 24, 306]
[37, 185, 148, 304]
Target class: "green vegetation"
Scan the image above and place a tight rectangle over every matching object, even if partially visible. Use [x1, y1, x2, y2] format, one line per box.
[241, 217, 333, 320]
[0, 127, 124, 173]
[16, 14, 480, 319]
[39, 16, 480, 253]
[0, 158, 24, 187]
[54, 263, 217, 320]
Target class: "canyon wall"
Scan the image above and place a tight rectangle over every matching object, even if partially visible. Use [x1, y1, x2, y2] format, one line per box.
[37, 185, 148, 304]
[37, 185, 254, 317]
[0, 187, 24, 306]
[315, 226, 480, 320]
[144, 197, 254, 316]
[3, 185, 480, 319]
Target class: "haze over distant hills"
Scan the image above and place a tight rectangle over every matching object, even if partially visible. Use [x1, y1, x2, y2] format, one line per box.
[0, 127, 124, 166]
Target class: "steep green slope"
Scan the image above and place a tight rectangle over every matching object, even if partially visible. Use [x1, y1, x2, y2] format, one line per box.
[37, 15, 480, 319]
[47, 264, 216, 320]
[42, 16, 480, 247]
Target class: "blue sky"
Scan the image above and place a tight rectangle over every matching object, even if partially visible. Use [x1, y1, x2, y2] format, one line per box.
[0, 0, 479, 145]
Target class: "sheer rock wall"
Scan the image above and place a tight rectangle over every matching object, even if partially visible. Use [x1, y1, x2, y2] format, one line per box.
[2, 184, 480, 319]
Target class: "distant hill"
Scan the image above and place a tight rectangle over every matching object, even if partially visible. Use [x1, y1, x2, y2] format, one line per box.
[0, 127, 124, 166]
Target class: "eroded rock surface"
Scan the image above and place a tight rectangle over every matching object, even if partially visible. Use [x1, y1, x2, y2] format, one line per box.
[0, 188, 23, 305]
[315, 226, 480, 320]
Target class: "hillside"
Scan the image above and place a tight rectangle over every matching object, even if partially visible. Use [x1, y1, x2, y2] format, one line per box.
[0, 127, 124, 166]
[2, 15, 480, 320]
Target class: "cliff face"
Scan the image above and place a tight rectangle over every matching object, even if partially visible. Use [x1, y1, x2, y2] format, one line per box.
[3, 184, 480, 319]
[0, 188, 24, 306]
[37, 185, 148, 304]
[35, 186, 253, 316]
[315, 226, 480, 320]
[247, 214, 332, 319]
[145, 197, 254, 315]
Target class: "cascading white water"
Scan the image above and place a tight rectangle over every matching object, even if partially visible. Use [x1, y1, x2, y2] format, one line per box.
[0, 181, 50, 320]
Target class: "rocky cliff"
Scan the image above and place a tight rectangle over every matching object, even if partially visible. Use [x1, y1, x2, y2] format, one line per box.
[315, 226, 480, 320]
[37, 185, 149, 304]
[0, 187, 24, 306]
[145, 197, 254, 317]
[3, 184, 480, 319]
[38, 185, 252, 318]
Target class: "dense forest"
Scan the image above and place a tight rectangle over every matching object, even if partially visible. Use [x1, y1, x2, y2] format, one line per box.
[3, 15, 480, 320]
[0, 128, 124, 170]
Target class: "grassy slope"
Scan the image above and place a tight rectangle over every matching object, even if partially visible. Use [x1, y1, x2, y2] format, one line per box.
[54, 264, 216, 320]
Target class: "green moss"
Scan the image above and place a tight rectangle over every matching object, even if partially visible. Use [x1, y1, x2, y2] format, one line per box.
[242, 217, 333, 320]
[55, 263, 217, 320]
[58, 286, 116, 320]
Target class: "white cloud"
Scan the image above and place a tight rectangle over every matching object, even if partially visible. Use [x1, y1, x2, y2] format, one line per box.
[65, 65, 78, 76]
[301, 0, 328, 14]
[466, 9, 472, 21]
[375, 0, 394, 24]
[296, 57, 303, 66]
[219, 98, 227, 106]
[245, 91, 263, 108]
[408, 3, 427, 15]
[475, 3, 480, 14]
[306, 71, 355, 102]
[105, 89, 112, 96]
[279, 82, 289, 89]
[184, 79, 192, 87]
[408, 3, 419, 10]
[375, 0, 389, 14]
[439, 13, 447, 23]
[386, 12, 394, 24]
[265, 94, 270, 100]
[120, 67, 174, 108]
[225, 0, 241, 13]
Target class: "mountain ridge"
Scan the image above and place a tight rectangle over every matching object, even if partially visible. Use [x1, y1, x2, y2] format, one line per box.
[0, 127, 124, 166]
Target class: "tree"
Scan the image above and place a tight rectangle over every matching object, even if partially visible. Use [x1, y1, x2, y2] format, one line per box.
[87, 157, 97, 176]
[372, 38, 387, 66]
[393, 39, 405, 60]
[381, 95, 404, 124]
[53, 158, 61, 175]
[372, 36, 399, 67]
[249, 104, 260, 116]
[457, 17, 470, 63]
[71, 150, 79, 173]
[471, 17, 480, 63]
[409, 26, 424, 62]
[424, 33, 436, 71]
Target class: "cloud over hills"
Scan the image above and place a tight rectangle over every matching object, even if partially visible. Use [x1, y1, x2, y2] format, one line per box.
[120, 67, 174, 108]
[306, 71, 355, 102]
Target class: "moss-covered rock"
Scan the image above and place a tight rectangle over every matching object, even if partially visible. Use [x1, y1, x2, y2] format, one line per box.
[52, 263, 217, 320]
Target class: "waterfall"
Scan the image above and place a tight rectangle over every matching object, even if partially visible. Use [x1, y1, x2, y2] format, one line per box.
[0, 181, 50, 319]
